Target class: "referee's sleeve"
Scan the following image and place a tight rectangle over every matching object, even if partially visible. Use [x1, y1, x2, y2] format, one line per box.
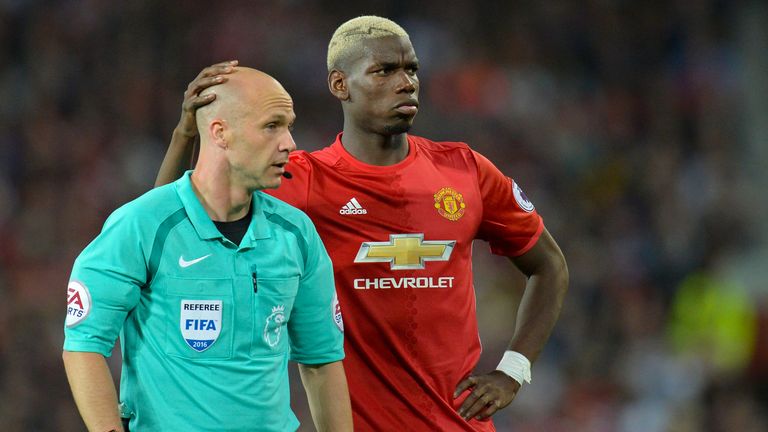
[287, 223, 344, 364]
[64, 208, 145, 356]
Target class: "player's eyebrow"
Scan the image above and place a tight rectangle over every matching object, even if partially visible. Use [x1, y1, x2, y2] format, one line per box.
[371, 59, 418, 70]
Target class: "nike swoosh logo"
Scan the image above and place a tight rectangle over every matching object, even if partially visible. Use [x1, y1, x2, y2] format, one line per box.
[178, 254, 212, 268]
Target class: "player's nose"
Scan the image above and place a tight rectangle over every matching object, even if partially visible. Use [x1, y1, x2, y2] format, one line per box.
[396, 71, 417, 93]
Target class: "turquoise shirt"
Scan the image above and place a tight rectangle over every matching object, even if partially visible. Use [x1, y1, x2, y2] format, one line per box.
[64, 172, 344, 431]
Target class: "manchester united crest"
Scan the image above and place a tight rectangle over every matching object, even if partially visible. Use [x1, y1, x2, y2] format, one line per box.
[434, 187, 466, 221]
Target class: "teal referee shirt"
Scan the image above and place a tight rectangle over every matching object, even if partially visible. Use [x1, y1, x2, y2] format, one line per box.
[64, 171, 344, 431]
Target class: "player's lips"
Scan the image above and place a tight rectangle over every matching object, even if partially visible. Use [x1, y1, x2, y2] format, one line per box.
[394, 100, 419, 115]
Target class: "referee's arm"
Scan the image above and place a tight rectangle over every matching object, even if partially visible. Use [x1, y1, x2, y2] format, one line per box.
[63, 350, 124, 432]
[298, 360, 353, 432]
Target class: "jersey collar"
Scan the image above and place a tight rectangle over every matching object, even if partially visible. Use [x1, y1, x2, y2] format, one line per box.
[243, 193, 271, 244]
[331, 132, 418, 173]
[175, 171, 222, 240]
[175, 171, 271, 242]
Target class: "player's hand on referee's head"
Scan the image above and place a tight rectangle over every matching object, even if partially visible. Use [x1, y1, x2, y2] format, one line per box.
[176, 60, 238, 138]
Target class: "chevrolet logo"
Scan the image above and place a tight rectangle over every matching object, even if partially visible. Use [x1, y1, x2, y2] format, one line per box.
[354, 234, 455, 270]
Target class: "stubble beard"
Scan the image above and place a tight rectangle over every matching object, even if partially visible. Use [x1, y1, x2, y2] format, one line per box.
[382, 120, 413, 135]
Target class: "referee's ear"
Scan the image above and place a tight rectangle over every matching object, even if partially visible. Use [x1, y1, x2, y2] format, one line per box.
[207, 118, 229, 150]
[328, 70, 349, 102]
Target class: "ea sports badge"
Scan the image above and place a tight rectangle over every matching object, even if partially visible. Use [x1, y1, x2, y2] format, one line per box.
[513, 181, 535, 212]
[180, 300, 222, 352]
[332, 292, 344, 332]
[66, 281, 92, 327]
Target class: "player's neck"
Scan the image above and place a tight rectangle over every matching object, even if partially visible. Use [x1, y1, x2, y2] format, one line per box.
[190, 166, 252, 222]
[340, 128, 409, 166]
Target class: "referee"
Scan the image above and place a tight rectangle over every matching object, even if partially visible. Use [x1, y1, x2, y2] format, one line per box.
[62, 68, 352, 431]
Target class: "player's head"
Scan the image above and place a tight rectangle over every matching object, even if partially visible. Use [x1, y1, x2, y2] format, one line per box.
[327, 16, 420, 136]
[196, 67, 296, 190]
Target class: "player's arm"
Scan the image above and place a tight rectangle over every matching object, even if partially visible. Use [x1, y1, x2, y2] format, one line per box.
[62, 350, 124, 432]
[155, 60, 238, 187]
[298, 361, 353, 432]
[457, 228, 568, 420]
[507, 227, 568, 364]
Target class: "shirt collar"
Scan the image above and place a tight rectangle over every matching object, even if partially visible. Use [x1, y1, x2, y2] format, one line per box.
[245, 193, 271, 242]
[175, 171, 271, 243]
[331, 132, 418, 173]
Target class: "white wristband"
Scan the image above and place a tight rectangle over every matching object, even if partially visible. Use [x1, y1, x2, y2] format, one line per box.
[496, 350, 532, 385]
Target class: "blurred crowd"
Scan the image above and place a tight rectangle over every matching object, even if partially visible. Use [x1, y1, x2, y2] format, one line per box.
[1, 0, 766, 431]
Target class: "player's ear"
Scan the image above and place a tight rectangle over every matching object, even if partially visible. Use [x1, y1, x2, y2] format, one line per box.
[328, 69, 349, 101]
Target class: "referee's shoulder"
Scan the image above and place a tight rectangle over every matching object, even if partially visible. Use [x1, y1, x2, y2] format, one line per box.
[258, 191, 316, 233]
[106, 183, 182, 229]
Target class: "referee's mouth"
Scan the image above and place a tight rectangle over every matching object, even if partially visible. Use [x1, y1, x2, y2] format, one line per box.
[271, 161, 288, 175]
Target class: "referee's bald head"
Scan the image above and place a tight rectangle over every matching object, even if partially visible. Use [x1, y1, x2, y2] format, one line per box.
[196, 67, 293, 150]
[196, 67, 288, 129]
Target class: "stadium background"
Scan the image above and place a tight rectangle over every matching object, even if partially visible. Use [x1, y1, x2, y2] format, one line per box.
[1, 0, 767, 430]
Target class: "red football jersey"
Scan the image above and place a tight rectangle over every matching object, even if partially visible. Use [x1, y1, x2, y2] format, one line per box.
[267, 134, 543, 431]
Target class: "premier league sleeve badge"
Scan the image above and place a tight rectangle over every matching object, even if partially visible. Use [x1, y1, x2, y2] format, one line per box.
[513, 181, 535, 212]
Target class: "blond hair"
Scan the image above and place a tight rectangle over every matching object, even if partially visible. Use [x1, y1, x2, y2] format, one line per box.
[327, 16, 410, 71]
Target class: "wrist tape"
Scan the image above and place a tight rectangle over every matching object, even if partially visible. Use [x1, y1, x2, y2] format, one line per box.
[495, 350, 532, 385]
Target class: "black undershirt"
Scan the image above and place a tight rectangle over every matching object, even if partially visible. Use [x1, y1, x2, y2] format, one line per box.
[213, 205, 253, 245]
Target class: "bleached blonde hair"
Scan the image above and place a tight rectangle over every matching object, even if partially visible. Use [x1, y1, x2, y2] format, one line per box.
[327, 16, 410, 71]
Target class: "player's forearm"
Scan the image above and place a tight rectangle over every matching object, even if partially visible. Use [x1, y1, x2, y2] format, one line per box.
[155, 128, 196, 187]
[298, 361, 353, 432]
[509, 230, 569, 362]
[511, 266, 568, 361]
[63, 350, 124, 432]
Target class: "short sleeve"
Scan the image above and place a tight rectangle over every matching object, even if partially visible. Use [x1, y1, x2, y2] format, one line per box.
[287, 223, 344, 364]
[64, 209, 145, 356]
[473, 150, 544, 257]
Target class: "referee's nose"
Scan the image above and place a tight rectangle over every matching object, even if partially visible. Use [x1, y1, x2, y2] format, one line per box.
[280, 129, 297, 153]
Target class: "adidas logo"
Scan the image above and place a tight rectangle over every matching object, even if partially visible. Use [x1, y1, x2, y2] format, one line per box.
[339, 197, 368, 215]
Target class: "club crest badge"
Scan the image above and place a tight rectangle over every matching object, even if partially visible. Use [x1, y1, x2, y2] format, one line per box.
[263, 305, 286, 348]
[180, 300, 222, 352]
[332, 292, 344, 332]
[434, 187, 466, 221]
[66, 281, 92, 327]
[513, 181, 535, 212]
